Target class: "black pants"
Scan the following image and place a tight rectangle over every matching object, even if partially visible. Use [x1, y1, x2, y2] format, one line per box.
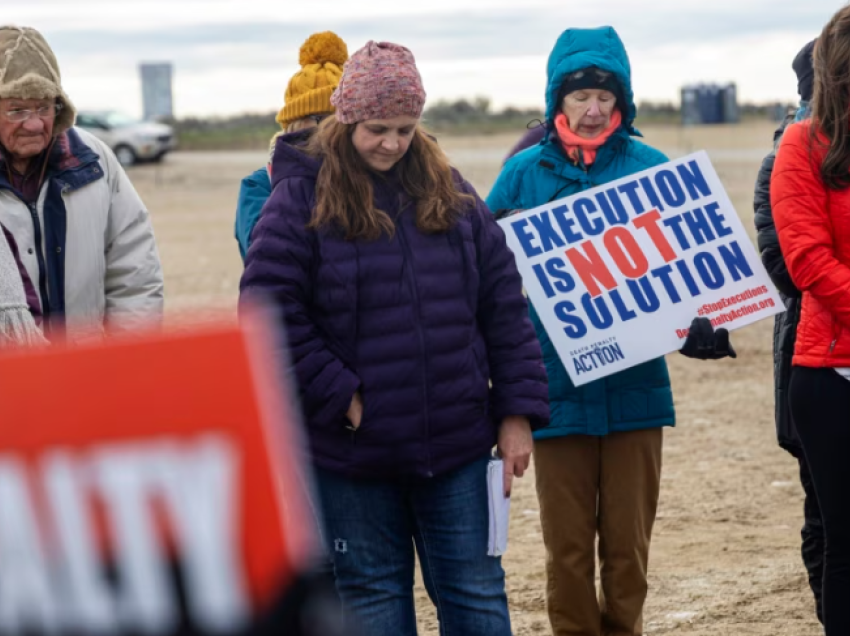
[797, 454, 824, 624]
[789, 367, 850, 635]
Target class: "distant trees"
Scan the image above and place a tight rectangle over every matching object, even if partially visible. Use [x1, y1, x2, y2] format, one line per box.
[422, 97, 544, 133]
[175, 112, 279, 134]
[167, 98, 794, 150]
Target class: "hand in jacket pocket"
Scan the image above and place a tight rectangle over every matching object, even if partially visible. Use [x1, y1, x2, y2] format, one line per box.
[346, 391, 363, 430]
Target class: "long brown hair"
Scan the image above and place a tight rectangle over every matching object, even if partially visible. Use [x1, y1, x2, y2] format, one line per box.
[305, 115, 473, 240]
[811, 6, 850, 190]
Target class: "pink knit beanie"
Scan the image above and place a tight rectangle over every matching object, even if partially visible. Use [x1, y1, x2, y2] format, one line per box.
[331, 41, 426, 124]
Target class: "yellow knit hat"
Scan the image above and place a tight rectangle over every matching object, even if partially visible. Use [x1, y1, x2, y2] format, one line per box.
[276, 31, 348, 129]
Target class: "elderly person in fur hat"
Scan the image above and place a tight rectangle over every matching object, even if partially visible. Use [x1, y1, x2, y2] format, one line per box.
[234, 31, 348, 262]
[0, 26, 163, 342]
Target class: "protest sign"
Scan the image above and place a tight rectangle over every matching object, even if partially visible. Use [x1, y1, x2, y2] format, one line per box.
[0, 317, 320, 635]
[498, 151, 783, 386]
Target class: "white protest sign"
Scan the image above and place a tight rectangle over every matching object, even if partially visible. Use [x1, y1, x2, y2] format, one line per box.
[498, 151, 783, 387]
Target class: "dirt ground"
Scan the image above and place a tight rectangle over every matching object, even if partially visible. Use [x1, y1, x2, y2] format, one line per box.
[128, 119, 822, 635]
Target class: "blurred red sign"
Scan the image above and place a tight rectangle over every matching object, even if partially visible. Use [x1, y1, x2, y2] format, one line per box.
[0, 316, 317, 635]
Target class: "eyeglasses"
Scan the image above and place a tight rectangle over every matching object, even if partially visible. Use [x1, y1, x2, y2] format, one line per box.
[2, 103, 63, 123]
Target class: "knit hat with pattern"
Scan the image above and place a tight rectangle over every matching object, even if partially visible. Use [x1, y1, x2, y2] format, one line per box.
[331, 41, 426, 124]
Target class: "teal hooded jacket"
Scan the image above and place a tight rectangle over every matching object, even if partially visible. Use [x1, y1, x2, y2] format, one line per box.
[486, 26, 675, 440]
[234, 167, 272, 262]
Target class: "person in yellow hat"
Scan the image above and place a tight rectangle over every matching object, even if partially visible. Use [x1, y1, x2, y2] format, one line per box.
[235, 31, 348, 261]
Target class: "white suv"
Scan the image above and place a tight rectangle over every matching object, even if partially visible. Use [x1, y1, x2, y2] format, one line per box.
[75, 111, 176, 167]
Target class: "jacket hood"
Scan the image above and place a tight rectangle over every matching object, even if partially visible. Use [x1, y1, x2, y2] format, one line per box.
[0, 26, 76, 135]
[545, 26, 636, 135]
[269, 128, 321, 188]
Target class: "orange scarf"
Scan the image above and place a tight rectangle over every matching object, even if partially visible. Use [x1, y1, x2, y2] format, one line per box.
[554, 109, 622, 166]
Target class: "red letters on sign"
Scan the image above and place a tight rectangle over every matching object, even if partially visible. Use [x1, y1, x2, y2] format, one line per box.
[603, 227, 649, 279]
[633, 209, 677, 262]
[565, 209, 680, 296]
[565, 240, 618, 297]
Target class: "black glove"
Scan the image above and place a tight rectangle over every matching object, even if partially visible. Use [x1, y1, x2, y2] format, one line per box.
[679, 317, 737, 360]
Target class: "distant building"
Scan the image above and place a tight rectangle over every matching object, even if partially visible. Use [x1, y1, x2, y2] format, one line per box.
[140, 63, 174, 121]
[680, 83, 739, 125]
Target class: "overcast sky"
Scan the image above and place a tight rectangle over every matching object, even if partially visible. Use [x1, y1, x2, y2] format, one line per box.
[3, 0, 836, 119]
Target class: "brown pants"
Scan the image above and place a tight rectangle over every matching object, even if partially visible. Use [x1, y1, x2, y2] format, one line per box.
[534, 428, 663, 636]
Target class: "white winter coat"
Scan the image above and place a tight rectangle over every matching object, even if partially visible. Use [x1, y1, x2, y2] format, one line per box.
[0, 128, 163, 342]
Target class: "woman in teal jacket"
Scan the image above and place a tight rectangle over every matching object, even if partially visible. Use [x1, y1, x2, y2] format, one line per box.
[487, 26, 733, 636]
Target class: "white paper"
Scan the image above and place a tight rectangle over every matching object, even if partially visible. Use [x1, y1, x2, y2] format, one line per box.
[487, 458, 511, 557]
[497, 151, 784, 386]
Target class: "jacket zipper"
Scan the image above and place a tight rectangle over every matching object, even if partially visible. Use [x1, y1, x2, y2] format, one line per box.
[396, 216, 434, 477]
[576, 152, 589, 173]
[0, 186, 51, 319]
[829, 326, 841, 354]
[346, 421, 358, 445]
[27, 202, 51, 320]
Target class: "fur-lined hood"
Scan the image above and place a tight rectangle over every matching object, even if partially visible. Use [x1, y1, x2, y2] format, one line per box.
[0, 26, 76, 134]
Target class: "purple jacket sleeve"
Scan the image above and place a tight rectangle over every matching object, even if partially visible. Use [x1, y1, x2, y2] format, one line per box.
[239, 178, 360, 430]
[462, 181, 550, 430]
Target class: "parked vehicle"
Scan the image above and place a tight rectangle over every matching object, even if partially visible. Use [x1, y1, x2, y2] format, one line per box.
[75, 110, 176, 166]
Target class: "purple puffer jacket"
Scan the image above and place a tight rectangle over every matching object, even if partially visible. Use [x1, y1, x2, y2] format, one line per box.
[240, 133, 549, 479]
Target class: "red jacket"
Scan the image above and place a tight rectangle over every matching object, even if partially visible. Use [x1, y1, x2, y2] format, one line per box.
[772, 121, 850, 367]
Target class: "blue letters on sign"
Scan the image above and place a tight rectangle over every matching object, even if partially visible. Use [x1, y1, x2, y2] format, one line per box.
[552, 205, 584, 244]
[545, 257, 576, 293]
[676, 160, 712, 200]
[718, 241, 754, 281]
[693, 252, 725, 290]
[529, 211, 567, 251]
[618, 181, 645, 214]
[573, 198, 604, 236]
[655, 170, 686, 208]
[554, 301, 588, 338]
[510, 218, 542, 258]
[704, 202, 733, 238]
[532, 263, 556, 298]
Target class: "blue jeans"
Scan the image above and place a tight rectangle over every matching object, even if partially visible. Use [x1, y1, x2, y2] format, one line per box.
[314, 455, 511, 636]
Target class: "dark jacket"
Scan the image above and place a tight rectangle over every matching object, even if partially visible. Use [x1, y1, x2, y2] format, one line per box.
[754, 111, 802, 455]
[240, 133, 549, 479]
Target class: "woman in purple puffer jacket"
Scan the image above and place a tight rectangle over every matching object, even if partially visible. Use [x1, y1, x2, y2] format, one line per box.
[239, 41, 549, 635]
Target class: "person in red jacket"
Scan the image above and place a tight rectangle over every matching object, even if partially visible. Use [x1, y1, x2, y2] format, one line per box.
[771, 7, 850, 634]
